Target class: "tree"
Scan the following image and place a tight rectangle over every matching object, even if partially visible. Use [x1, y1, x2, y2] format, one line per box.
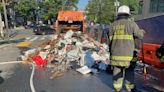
[14, 0, 37, 24]
[85, 0, 139, 24]
[0, 2, 3, 12]
[13, 0, 79, 24]
[85, 0, 115, 24]
[40, 0, 79, 21]
[119, 0, 139, 15]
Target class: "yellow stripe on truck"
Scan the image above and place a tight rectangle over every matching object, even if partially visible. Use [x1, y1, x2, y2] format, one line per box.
[110, 35, 133, 40]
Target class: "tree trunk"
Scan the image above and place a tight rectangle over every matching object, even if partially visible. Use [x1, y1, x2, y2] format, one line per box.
[0, 13, 4, 38]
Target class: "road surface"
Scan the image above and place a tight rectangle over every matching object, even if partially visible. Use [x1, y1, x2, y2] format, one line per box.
[0, 28, 162, 92]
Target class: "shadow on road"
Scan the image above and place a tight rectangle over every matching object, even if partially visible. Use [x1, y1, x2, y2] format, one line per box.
[0, 77, 4, 85]
[0, 70, 4, 85]
[96, 71, 113, 88]
[0, 38, 26, 45]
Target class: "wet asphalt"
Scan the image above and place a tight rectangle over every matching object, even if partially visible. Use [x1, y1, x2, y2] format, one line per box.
[0, 28, 162, 92]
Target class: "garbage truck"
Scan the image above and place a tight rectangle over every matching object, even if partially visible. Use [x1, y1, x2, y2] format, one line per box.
[136, 15, 164, 91]
[56, 10, 86, 34]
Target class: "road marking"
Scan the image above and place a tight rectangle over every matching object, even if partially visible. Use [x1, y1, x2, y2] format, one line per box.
[0, 44, 11, 49]
[40, 36, 46, 40]
[0, 61, 36, 92]
[29, 37, 38, 41]
[26, 37, 31, 41]
[49, 35, 53, 39]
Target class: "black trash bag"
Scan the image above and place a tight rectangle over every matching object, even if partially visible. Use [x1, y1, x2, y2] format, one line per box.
[106, 65, 113, 74]
[156, 43, 164, 63]
[51, 60, 60, 65]
[91, 62, 100, 72]
[58, 43, 65, 50]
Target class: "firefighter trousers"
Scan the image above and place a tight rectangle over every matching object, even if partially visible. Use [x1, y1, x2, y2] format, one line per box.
[113, 62, 136, 91]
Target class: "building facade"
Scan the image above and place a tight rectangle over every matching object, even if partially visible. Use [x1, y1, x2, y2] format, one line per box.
[136, 0, 164, 20]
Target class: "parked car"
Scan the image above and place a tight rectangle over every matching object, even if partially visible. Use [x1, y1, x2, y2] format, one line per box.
[33, 25, 56, 35]
[25, 22, 38, 29]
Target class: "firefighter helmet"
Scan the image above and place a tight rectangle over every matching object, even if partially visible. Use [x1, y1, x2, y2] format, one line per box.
[118, 5, 130, 15]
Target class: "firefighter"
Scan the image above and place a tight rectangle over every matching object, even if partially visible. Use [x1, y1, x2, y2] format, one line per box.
[109, 5, 145, 92]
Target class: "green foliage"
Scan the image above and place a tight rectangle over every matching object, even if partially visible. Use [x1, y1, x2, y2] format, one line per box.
[119, 0, 139, 14]
[85, 0, 139, 23]
[13, 0, 79, 22]
[40, 0, 61, 20]
[85, 0, 115, 24]
[0, 2, 3, 12]
[40, 0, 78, 19]
[40, 0, 79, 20]
[14, 0, 36, 18]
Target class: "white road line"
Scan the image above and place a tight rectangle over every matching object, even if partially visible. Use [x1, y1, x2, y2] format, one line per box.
[40, 36, 46, 40]
[49, 35, 53, 38]
[29, 37, 38, 41]
[0, 44, 11, 49]
[25, 37, 31, 41]
[0, 61, 36, 92]
[48, 35, 52, 39]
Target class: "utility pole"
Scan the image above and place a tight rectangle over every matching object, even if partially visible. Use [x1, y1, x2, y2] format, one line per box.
[114, 0, 120, 19]
[35, 0, 39, 24]
[97, 0, 103, 42]
[0, 13, 4, 38]
[13, 1, 16, 29]
[2, 0, 9, 40]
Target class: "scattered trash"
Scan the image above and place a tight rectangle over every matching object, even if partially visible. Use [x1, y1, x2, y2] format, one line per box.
[32, 56, 48, 66]
[19, 31, 110, 78]
[64, 30, 74, 39]
[76, 66, 91, 75]
[50, 71, 64, 79]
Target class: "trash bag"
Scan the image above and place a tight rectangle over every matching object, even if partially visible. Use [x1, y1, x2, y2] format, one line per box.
[91, 62, 100, 71]
[156, 43, 164, 63]
[32, 56, 48, 66]
[58, 43, 65, 50]
[51, 60, 60, 65]
[106, 65, 113, 74]
[64, 30, 74, 39]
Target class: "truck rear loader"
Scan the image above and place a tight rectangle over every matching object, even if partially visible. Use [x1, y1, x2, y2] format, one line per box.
[56, 10, 86, 34]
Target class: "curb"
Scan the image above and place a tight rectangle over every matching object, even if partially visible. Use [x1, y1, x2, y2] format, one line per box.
[0, 44, 12, 49]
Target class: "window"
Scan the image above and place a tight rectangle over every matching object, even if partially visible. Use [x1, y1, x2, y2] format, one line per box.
[150, 0, 164, 13]
[138, 0, 143, 14]
[158, 0, 164, 12]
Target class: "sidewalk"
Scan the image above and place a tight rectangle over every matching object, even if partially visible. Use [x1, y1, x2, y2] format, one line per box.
[0, 27, 25, 45]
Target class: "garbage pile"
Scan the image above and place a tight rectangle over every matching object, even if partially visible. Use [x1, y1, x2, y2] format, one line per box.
[21, 30, 110, 79]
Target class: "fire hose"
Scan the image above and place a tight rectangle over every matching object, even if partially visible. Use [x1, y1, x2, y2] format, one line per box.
[0, 61, 36, 92]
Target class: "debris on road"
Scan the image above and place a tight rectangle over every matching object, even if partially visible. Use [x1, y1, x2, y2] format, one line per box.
[18, 30, 110, 79]
[76, 66, 91, 75]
